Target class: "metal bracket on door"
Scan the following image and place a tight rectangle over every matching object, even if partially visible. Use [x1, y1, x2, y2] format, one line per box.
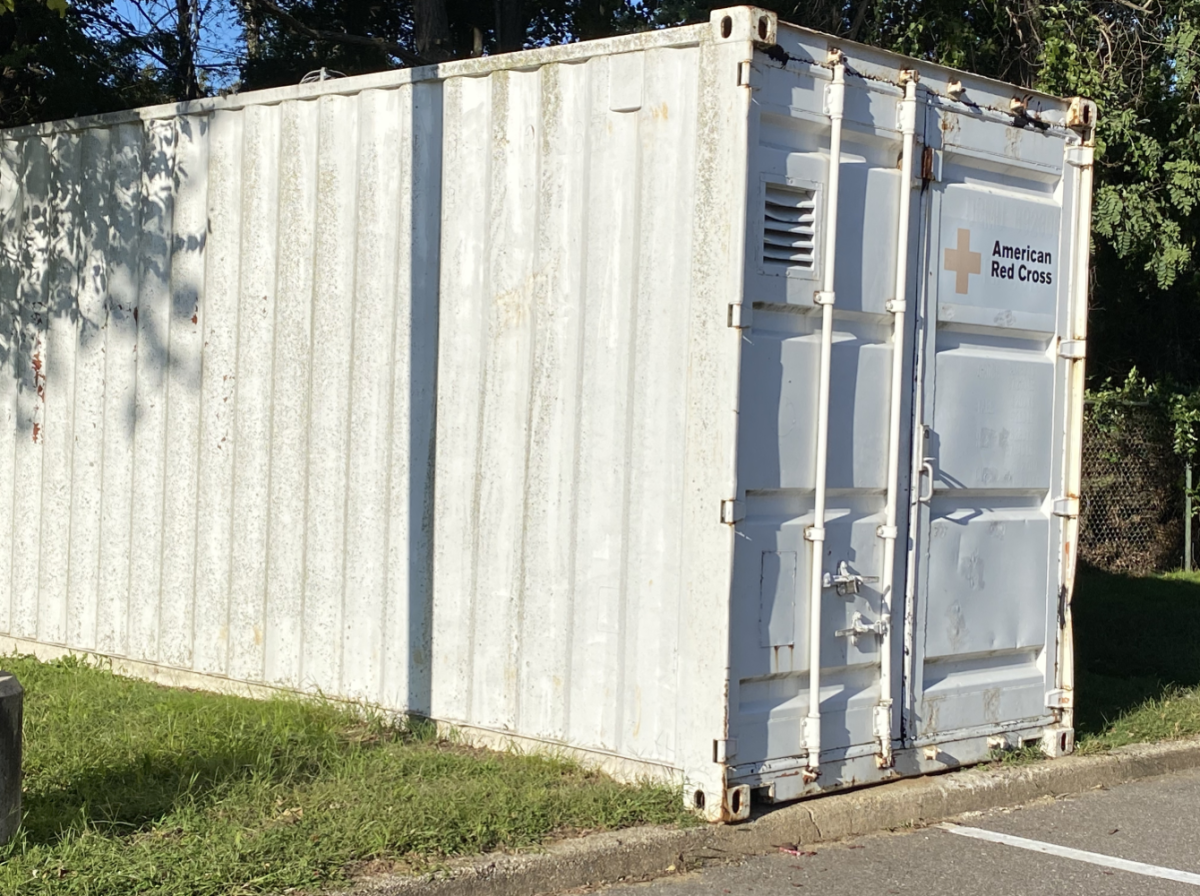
[822, 561, 879, 597]
[1045, 688, 1073, 709]
[835, 611, 887, 644]
[720, 499, 745, 524]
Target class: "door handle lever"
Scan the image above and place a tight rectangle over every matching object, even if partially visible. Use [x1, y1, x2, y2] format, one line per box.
[822, 560, 879, 597]
[836, 611, 888, 644]
[918, 457, 935, 503]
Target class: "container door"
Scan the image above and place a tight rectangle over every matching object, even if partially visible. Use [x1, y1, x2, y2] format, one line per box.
[727, 63, 921, 792]
[905, 104, 1076, 746]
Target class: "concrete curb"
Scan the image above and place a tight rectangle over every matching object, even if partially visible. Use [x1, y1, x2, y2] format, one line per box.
[353, 737, 1200, 896]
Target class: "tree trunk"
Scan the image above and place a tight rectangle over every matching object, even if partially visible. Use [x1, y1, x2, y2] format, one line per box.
[846, 0, 871, 40]
[414, 0, 453, 60]
[493, 0, 523, 53]
[175, 0, 200, 99]
[239, 0, 262, 61]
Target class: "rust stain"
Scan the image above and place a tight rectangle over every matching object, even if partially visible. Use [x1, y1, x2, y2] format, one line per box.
[191, 313, 198, 325]
[31, 423, 39, 443]
[32, 351, 45, 402]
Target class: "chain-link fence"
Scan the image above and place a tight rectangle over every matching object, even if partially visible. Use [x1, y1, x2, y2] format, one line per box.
[1079, 401, 1186, 574]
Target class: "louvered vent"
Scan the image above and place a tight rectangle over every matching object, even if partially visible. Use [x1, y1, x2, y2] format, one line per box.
[763, 183, 817, 269]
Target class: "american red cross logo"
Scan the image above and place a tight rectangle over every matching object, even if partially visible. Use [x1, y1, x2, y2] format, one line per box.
[944, 228, 981, 295]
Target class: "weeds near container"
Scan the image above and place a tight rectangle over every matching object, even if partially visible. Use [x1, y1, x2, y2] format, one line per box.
[987, 744, 1047, 766]
[0, 655, 691, 896]
[1075, 686, 1200, 753]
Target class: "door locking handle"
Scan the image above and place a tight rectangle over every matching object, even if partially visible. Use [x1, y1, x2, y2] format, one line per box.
[836, 611, 888, 644]
[823, 560, 880, 597]
[918, 457, 935, 503]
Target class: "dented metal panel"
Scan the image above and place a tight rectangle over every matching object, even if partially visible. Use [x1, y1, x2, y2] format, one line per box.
[906, 96, 1078, 751]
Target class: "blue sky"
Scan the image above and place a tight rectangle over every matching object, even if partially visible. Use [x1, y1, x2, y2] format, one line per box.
[110, 0, 244, 87]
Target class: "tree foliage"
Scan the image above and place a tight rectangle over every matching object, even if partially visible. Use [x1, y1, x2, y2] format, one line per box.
[0, 0, 171, 127]
[80, 0, 242, 101]
[1089, 368, 1200, 463]
[8, 0, 1200, 388]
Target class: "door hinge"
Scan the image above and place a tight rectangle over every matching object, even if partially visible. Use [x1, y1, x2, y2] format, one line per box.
[1053, 496, 1079, 519]
[737, 59, 753, 87]
[1058, 339, 1086, 360]
[728, 303, 752, 328]
[921, 146, 938, 184]
[1046, 688, 1073, 709]
[714, 737, 737, 763]
[721, 499, 745, 524]
[1066, 144, 1094, 168]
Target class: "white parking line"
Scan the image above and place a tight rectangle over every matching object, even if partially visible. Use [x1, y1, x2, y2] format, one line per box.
[939, 823, 1200, 887]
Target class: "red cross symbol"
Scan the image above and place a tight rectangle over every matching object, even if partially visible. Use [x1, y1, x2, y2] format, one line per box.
[944, 228, 981, 295]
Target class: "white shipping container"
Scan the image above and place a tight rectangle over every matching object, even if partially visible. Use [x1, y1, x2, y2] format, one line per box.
[0, 6, 1093, 820]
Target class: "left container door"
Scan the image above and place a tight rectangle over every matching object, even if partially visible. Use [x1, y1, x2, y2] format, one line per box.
[727, 56, 920, 798]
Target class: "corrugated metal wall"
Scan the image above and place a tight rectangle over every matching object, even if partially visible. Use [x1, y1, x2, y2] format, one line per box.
[431, 47, 706, 767]
[418, 15, 754, 791]
[0, 81, 442, 706]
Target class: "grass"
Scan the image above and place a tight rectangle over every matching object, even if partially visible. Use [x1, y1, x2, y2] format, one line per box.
[4, 566, 1197, 893]
[988, 743, 1049, 767]
[0, 656, 691, 895]
[1072, 564, 1200, 752]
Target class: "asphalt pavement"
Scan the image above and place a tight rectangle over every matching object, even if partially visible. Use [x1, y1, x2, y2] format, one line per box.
[596, 767, 1200, 895]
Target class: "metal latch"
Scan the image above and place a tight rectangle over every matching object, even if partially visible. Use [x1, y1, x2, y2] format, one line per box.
[1046, 688, 1073, 709]
[836, 611, 887, 643]
[822, 561, 878, 596]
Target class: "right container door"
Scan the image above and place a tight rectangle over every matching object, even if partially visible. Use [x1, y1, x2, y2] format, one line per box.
[906, 101, 1081, 748]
